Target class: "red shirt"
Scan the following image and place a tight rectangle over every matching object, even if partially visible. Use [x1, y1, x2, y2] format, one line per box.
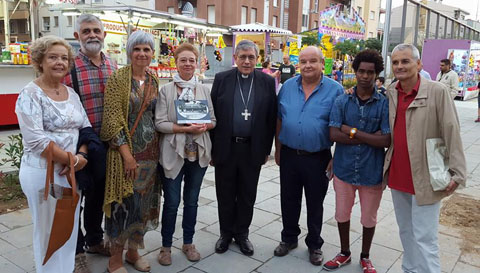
[388, 77, 421, 194]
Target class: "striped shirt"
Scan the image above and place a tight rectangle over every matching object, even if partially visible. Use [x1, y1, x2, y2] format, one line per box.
[63, 50, 117, 134]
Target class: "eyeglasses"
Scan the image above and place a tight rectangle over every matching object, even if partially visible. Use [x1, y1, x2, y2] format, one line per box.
[237, 55, 257, 61]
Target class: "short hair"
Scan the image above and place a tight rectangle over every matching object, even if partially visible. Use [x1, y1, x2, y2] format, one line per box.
[174, 42, 199, 62]
[29, 35, 75, 74]
[126, 30, 155, 60]
[352, 49, 384, 74]
[440, 59, 451, 66]
[392, 43, 420, 60]
[235, 40, 259, 57]
[75, 14, 103, 33]
[262, 61, 270, 68]
[376, 76, 385, 84]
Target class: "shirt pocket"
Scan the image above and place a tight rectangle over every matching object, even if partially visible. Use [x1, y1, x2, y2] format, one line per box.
[365, 117, 381, 133]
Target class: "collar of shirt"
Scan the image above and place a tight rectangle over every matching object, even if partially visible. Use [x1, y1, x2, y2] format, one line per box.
[78, 50, 106, 67]
[296, 74, 324, 95]
[349, 86, 381, 104]
[395, 74, 421, 96]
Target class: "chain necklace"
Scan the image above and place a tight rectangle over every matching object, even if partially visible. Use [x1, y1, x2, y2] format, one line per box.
[237, 74, 254, 121]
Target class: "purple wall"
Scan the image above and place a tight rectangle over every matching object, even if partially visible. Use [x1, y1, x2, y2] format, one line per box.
[421, 39, 471, 79]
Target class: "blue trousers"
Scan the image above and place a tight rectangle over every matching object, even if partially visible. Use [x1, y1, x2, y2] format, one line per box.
[160, 160, 206, 247]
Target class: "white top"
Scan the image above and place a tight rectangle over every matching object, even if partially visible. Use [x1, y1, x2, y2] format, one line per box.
[15, 81, 91, 171]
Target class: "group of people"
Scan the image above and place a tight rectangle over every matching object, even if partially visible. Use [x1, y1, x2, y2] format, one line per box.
[15, 13, 466, 273]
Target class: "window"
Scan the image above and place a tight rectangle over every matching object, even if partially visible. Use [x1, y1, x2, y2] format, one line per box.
[54, 16, 59, 27]
[284, 0, 289, 8]
[207, 5, 215, 24]
[92, 0, 102, 3]
[302, 14, 308, 27]
[167, 7, 175, 14]
[241, 6, 247, 24]
[272, 16, 277, 27]
[10, 20, 17, 34]
[67, 16, 73, 27]
[370, 11, 375, 20]
[314, 0, 319, 12]
[250, 8, 257, 23]
[369, 32, 374, 38]
[314, 20, 318, 28]
[357, 6, 362, 14]
[283, 12, 289, 28]
[273, 0, 277, 7]
[18, 19, 27, 34]
[43, 17, 50, 31]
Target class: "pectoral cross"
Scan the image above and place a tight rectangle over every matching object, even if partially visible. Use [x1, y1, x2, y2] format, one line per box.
[242, 109, 251, 121]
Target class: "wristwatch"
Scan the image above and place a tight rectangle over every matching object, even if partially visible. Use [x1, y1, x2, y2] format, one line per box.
[349, 128, 357, 139]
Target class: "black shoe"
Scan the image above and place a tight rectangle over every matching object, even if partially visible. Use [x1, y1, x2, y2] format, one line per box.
[309, 248, 324, 266]
[235, 238, 254, 256]
[273, 241, 298, 257]
[215, 236, 232, 254]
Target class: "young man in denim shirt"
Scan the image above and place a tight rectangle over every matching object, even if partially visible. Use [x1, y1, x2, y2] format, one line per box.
[324, 50, 391, 273]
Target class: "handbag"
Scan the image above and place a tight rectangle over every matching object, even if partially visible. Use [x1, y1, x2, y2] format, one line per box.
[42, 142, 80, 265]
[426, 138, 451, 191]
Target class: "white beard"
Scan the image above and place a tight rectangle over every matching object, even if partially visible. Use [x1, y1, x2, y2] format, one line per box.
[82, 40, 103, 55]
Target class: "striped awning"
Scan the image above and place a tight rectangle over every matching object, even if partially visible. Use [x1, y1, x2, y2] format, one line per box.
[230, 23, 292, 35]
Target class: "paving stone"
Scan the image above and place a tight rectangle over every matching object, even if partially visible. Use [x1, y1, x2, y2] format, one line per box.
[259, 168, 279, 179]
[372, 213, 403, 252]
[0, 256, 25, 273]
[255, 198, 282, 216]
[452, 262, 480, 273]
[0, 224, 33, 249]
[438, 233, 463, 255]
[257, 253, 321, 273]
[228, 233, 279, 262]
[251, 208, 280, 227]
[254, 190, 278, 204]
[0, 209, 31, 229]
[2, 246, 35, 272]
[138, 229, 163, 256]
[173, 230, 219, 259]
[196, 205, 220, 225]
[195, 251, 262, 273]
[83, 253, 108, 273]
[0, 224, 10, 233]
[199, 185, 217, 201]
[203, 171, 215, 182]
[459, 251, 480, 268]
[0, 238, 17, 255]
[349, 239, 402, 273]
[440, 250, 460, 273]
[320, 221, 361, 249]
[181, 267, 207, 273]
[257, 181, 280, 195]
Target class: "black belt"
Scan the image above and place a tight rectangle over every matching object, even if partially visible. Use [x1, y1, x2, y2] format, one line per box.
[232, 136, 251, 143]
[283, 145, 324, 156]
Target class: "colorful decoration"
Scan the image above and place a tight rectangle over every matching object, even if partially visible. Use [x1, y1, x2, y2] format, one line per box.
[214, 50, 222, 62]
[218, 36, 226, 49]
[319, 4, 365, 40]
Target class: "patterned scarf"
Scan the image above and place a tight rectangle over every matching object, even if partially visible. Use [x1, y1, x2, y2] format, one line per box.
[173, 74, 197, 101]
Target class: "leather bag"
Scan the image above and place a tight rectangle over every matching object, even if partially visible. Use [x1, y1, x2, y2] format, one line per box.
[42, 142, 80, 265]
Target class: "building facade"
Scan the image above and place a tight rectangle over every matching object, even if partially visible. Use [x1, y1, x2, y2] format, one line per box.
[0, 0, 31, 45]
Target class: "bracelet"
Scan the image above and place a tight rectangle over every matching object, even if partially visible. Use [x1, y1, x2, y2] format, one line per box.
[74, 155, 79, 167]
[77, 151, 88, 161]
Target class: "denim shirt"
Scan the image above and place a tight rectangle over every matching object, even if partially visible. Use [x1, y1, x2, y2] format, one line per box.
[329, 89, 390, 186]
[278, 75, 344, 152]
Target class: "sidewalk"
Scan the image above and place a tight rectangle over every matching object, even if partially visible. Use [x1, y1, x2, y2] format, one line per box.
[0, 100, 479, 273]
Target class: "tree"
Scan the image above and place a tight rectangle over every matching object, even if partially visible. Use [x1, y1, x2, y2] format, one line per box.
[365, 38, 382, 52]
[334, 40, 360, 56]
[302, 32, 320, 46]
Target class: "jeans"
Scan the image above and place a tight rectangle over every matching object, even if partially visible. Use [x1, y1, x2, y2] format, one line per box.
[160, 160, 206, 247]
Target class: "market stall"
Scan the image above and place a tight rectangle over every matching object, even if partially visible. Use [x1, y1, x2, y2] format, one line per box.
[230, 23, 292, 67]
[422, 39, 480, 100]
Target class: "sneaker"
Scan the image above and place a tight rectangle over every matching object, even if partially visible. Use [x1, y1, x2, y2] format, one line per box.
[182, 244, 201, 262]
[86, 242, 111, 256]
[323, 253, 352, 271]
[475, 118, 480, 123]
[74, 253, 91, 273]
[360, 258, 377, 273]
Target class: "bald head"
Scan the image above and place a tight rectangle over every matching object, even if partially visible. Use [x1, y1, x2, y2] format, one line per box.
[299, 46, 324, 82]
[299, 46, 324, 61]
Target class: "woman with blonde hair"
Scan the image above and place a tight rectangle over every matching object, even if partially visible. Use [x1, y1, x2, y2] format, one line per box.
[155, 42, 216, 265]
[100, 30, 161, 273]
[15, 35, 90, 272]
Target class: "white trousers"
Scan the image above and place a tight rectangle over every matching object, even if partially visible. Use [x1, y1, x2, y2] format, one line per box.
[391, 189, 441, 273]
[20, 165, 80, 273]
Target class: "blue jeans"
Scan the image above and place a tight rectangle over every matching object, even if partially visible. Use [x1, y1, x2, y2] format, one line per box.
[160, 160, 206, 247]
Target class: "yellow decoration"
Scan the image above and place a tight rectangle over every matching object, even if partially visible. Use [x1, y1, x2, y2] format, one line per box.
[218, 36, 226, 49]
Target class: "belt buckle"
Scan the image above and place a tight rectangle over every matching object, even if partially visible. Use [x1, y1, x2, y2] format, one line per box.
[235, 137, 243, 143]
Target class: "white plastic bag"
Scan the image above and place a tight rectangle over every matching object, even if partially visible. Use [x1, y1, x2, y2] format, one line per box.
[426, 138, 451, 191]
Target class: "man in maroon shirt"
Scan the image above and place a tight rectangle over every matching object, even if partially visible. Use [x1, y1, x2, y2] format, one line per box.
[385, 44, 466, 273]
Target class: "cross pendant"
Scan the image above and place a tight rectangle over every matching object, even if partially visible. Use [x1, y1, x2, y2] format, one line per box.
[241, 109, 251, 121]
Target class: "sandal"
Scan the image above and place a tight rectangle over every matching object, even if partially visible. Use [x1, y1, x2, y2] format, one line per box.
[125, 255, 151, 272]
[107, 266, 128, 273]
[158, 247, 172, 266]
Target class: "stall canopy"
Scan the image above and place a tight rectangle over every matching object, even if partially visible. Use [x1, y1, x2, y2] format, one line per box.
[230, 23, 292, 35]
[318, 4, 365, 39]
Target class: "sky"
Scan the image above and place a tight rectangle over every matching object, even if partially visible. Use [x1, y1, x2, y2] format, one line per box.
[385, 0, 480, 20]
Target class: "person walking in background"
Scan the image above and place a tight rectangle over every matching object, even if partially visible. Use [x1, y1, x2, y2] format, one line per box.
[279, 55, 296, 85]
[325, 49, 390, 273]
[436, 58, 460, 99]
[262, 60, 280, 91]
[273, 46, 344, 266]
[100, 30, 161, 273]
[387, 44, 466, 273]
[475, 80, 480, 122]
[155, 43, 216, 266]
[375, 77, 386, 96]
[211, 39, 277, 256]
[335, 66, 344, 84]
[16, 35, 90, 273]
[63, 14, 117, 273]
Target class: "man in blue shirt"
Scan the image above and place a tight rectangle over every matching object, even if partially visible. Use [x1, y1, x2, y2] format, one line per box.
[324, 49, 390, 273]
[273, 46, 344, 266]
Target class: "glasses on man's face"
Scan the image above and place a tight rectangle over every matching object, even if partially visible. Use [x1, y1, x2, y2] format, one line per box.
[237, 55, 257, 61]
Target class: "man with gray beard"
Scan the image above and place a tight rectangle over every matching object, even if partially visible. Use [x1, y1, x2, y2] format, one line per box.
[63, 14, 117, 273]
